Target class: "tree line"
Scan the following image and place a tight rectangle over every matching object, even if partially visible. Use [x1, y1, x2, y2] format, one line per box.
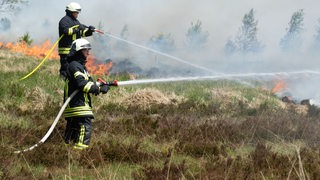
[128, 8, 318, 55]
[2, 2, 319, 56]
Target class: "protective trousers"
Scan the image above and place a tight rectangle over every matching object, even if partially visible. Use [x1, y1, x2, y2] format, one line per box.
[59, 54, 68, 79]
[64, 117, 92, 149]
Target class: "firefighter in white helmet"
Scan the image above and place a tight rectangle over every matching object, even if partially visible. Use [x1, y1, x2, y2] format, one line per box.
[58, 2, 96, 80]
[63, 38, 109, 149]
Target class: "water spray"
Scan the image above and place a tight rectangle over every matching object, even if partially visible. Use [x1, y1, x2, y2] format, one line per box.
[14, 69, 320, 153]
[95, 30, 218, 74]
[116, 70, 320, 86]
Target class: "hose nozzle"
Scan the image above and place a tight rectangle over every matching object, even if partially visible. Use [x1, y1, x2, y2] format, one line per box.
[110, 80, 118, 86]
[94, 29, 104, 34]
[97, 78, 118, 86]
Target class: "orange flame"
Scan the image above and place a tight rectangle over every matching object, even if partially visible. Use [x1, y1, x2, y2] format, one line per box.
[271, 81, 286, 94]
[1, 40, 59, 59]
[86, 55, 112, 76]
[1, 40, 113, 76]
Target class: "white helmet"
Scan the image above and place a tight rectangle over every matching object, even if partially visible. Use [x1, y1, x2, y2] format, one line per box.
[66, 2, 81, 13]
[71, 38, 91, 52]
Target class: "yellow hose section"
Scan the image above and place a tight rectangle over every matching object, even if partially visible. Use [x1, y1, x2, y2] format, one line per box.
[19, 34, 64, 80]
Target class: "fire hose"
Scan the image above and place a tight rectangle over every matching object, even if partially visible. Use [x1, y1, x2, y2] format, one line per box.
[19, 29, 105, 81]
[19, 34, 64, 81]
[14, 79, 118, 154]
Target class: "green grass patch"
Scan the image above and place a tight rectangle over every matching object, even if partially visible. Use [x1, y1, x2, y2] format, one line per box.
[2, 48, 320, 179]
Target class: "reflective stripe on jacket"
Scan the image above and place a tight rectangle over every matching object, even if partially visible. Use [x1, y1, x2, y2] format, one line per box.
[64, 60, 97, 118]
[58, 13, 93, 55]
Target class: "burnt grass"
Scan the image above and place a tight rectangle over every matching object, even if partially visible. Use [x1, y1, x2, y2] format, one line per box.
[2, 98, 320, 179]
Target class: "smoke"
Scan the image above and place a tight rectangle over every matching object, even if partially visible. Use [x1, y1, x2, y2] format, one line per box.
[2, 0, 320, 100]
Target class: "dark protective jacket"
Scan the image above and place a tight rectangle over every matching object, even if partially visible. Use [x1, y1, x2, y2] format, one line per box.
[58, 11, 93, 55]
[64, 52, 99, 118]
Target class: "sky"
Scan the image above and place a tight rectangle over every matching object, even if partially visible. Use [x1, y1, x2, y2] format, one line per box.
[2, 0, 320, 100]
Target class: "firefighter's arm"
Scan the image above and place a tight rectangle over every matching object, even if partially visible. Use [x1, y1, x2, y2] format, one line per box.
[84, 81, 101, 95]
[69, 25, 80, 35]
[73, 71, 100, 95]
[59, 19, 79, 35]
[80, 24, 95, 37]
[86, 77, 110, 94]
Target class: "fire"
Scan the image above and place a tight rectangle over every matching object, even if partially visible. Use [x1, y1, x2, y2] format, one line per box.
[271, 80, 286, 94]
[86, 55, 112, 75]
[1, 40, 59, 59]
[1, 40, 113, 76]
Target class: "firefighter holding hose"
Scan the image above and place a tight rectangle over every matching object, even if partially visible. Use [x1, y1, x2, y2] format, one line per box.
[58, 2, 96, 80]
[63, 38, 109, 149]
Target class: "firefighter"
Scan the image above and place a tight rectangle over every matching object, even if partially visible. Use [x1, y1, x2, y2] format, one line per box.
[64, 38, 109, 149]
[58, 2, 96, 79]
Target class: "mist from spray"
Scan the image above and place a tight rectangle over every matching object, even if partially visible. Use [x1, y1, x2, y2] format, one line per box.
[102, 32, 219, 74]
[2, 0, 320, 100]
[117, 70, 320, 85]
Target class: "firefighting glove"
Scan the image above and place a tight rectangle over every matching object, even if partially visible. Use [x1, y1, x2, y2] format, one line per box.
[91, 85, 100, 96]
[99, 84, 110, 94]
[88, 26, 96, 33]
[89, 26, 95, 31]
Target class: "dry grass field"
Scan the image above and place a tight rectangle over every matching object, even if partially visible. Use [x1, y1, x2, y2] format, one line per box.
[1, 48, 320, 179]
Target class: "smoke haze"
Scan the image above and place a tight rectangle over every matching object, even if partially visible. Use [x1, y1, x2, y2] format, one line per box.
[2, 0, 320, 100]
[1, 0, 319, 49]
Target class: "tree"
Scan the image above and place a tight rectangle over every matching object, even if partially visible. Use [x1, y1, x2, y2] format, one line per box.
[91, 21, 112, 60]
[0, 0, 28, 14]
[115, 24, 130, 51]
[120, 24, 129, 40]
[148, 33, 175, 53]
[279, 9, 304, 52]
[224, 8, 263, 55]
[312, 18, 320, 51]
[186, 19, 209, 51]
[19, 32, 33, 45]
[0, 17, 10, 30]
[224, 39, 237, 55]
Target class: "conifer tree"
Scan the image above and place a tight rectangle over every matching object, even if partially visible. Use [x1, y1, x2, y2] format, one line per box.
[312, 18, 320, 51]
[225, 8, 263, 55]
[148, 33, 176, 53]
[279, 9, 304, 52]
[186, 19, 209, 51]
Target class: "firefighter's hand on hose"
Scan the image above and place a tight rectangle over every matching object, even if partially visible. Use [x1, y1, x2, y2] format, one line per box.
[88, 25, 95, 33]
[99, 84, 109, 94]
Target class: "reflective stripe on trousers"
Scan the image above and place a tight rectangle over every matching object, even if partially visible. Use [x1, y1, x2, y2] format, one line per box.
[64, 117, 92, 148]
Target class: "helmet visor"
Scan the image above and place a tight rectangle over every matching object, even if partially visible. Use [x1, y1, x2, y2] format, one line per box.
[80, 43, 91, 50]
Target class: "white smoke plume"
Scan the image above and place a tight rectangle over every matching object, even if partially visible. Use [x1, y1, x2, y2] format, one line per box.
[1, 0, 319, 51]
[1, 0, 320, 100]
